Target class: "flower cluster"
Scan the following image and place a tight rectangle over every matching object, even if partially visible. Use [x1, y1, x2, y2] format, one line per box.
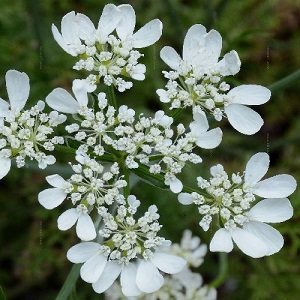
[52, 4, 162, 92]
[105, 230, 217, 300]
[67, 195, 186, 297]
[179, 152, 296, 257]
[46, 81, 222, 193]
[0, 70, 66, 179]
[38, 153, 126, 240]
[0, 3, 297, 299]
[157, 24, 271, 135]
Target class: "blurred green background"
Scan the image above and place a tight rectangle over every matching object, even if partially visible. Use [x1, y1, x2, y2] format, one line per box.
[0, 0, 300, 299]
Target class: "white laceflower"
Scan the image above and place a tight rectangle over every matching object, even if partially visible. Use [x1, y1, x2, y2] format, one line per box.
[46, 79, 89, 114]
[157, 24, 271, 135]
[178, 152, 296, 258]
[52, 4, 162, 92]
[105, 229, 216, 300]
[0, 70, 66, 179]
[45, 88, 210, 193]
[51, 11, 85, 56]
[189, 111, 222, 149]
[169, 229, 207, 268]
[38, 154, 126, 241]
[67, 195, 186, 297]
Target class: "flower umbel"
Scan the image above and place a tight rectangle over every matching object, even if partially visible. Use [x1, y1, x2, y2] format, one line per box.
[179, 152, 296, 257]
[0, 70, 66, 179]
[52, 4, 162, 92]
[157, 24, 271, 134]
[67, 195, 186, 296]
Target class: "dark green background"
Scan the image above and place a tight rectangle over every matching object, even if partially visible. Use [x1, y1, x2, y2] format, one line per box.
[0, 0, 299, 299]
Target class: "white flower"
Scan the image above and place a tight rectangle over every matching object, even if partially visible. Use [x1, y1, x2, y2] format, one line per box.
[46, 79, 88, 114]
[164, 173, 183, 194]
[243, 152, 296, 198]
[153, 110, 173, 128]
[208, 152, 296, 258]
[0, 151, 11, 180]
[224, 85, 271, 135]
[157, 24, 271, 135]
[116, 4, 163, 49]
[67, 242, 186, 297]
[160, 24, 240, 77]
[179, 152, 296, 257]
[76, 4, 121, 45]
[38, 174, 68, 209]
[210, 197, 293, 258]
[0, 70, 29, 117]
[0, 70, 64, 179]
[189, 111, 222, 149]
[58, 205, 96, 241]
[51, 11, 84, 56]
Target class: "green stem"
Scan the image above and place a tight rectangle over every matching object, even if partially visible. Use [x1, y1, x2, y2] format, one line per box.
[268, 69, 300, 94]
[209, 252, 228, 288]
[132, 163, 211, 197]
[107, 85, 118, 109]
[122, 165, 131, 199]
[55, 264, 81, 300]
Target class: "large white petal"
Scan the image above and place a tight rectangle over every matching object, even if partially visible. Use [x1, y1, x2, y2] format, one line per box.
[209, 228, 233, 253]
[151, 252, 186, 274]
[231, 227, 269, 258]
[190, 111, 209, 133]
[160, 46, 181, 70]
[225, 103, 263, 135]
[45, 174, 66, 188]
[72, 79, 88, 107]
[183, 24, 207, 64]
[57, 208, 78, 230]
[0, 157, 11, 179]
[80, 254, 108, 283]
[0, 98, 10, 117]
[76, 13, 95, 41]
[249, 198, 293, 223]
[243, 221, 284, 255]
[67, 242, 101, 263]
[218, 50, 241, 76]
[92, 261, 122, 293]
[98, 4, 121, 37]
[228, 85, 271, 105]
[76, 213, 97, 241]
[136, 260, 164, 293]
[245, 152, 269, 185]
[254, 174, 297, 198]
[132, 19, 163, 48]
[52, 24, 76, 56]
[6, 70, 29, 110]
[169, 177, 183, 193]
[178, 193, 194, 205]
[196, 128, 223, 149]
[38, 188, 66, 209]
[121, 263, 141, 297]
[61, 11, 80, 46]
[203, 29, 222, 65]
[116, 4, 136, 40]
[46, 88, 79, 113]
